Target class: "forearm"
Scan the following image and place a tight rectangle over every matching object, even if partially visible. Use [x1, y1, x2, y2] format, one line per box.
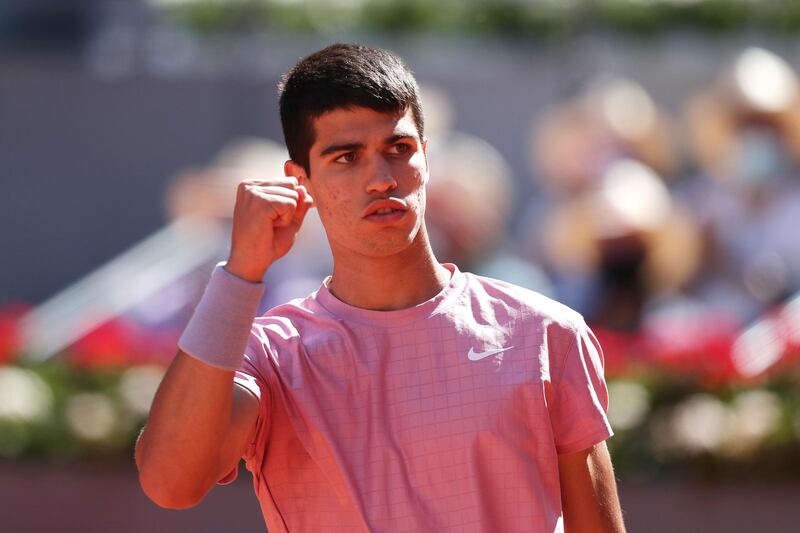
[135, 176, 309, 508]
[136, 351, 237, 508]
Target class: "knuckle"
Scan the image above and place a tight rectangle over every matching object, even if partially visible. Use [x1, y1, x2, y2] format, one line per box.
[268, 195, 296, 210]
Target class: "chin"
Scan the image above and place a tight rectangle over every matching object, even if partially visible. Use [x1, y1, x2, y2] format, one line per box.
[360, 236, 417, 257]
[330, 215, 427, 258]
[352, 224, 424, 258]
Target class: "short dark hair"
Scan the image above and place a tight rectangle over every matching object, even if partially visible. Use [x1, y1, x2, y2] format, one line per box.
[278, 43, 425, 174]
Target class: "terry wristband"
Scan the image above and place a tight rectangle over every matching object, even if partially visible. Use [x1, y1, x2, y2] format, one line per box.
[178, 263, 266, 371]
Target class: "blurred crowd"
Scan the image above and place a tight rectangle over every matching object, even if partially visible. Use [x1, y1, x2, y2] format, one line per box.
[516, 46, 800, 330]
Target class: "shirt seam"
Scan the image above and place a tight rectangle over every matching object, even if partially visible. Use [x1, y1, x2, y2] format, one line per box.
[555, 426, 614, 455]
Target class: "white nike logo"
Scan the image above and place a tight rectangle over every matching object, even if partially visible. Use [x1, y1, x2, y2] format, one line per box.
[467, 346, 513, 361]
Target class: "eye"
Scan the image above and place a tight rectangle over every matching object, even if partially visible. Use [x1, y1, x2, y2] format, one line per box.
[389, 143, 412, 155]
[335, 152, 357, 163]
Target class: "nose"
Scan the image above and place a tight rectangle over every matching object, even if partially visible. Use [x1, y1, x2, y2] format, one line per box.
[365, 155, 398, 194]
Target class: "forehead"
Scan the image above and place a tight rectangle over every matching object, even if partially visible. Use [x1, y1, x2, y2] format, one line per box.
[310, 107, 419, 151]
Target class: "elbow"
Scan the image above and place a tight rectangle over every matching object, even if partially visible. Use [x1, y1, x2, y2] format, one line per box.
[145, 490, 205, 510]
[138, 468, 208, 509]
[136, 443, 209, 509]
[135, 431, 210, 509]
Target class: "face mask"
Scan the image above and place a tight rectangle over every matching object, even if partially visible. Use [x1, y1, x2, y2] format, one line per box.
[730, 128, 790, 186]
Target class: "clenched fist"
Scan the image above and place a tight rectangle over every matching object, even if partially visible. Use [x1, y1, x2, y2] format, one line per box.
[224, 177, 314, 282]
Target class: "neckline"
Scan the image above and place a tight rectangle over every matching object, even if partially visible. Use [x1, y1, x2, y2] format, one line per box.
[314, 263, 464, 327]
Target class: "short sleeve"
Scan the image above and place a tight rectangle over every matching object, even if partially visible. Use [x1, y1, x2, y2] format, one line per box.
[216, 328, 273, 485]
[548, 319, 613, 455]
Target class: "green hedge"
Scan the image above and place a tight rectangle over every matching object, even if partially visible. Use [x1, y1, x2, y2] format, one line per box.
[2, 360, 800, 479]
[156, 0, 800, 38]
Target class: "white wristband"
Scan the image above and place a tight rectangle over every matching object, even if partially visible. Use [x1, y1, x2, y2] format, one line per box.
[178, 263, 265, 371]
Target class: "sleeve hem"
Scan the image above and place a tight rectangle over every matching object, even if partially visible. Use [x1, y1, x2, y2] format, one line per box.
[555, 426, 614, 455]
[233, 371, 262, 400]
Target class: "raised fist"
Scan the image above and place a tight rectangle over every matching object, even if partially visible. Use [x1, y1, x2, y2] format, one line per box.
[224, 177, 314, 282]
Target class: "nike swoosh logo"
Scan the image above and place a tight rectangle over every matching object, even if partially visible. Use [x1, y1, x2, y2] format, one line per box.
[467, 346, 513, 361]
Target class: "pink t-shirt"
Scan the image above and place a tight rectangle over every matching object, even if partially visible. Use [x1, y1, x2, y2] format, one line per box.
[231, 263, 612, 532]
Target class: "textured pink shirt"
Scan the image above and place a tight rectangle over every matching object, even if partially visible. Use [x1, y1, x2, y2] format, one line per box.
[230, 263, 612, 532]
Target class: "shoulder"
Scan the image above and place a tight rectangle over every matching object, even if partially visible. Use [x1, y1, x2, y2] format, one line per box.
[250, 291, 339, 347]
[462, 271, 586, 332]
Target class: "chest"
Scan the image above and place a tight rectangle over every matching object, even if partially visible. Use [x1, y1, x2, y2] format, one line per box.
[276, 319, 550, 449]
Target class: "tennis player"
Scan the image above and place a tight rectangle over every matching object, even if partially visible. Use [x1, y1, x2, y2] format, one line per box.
[136, 43, 625, 532]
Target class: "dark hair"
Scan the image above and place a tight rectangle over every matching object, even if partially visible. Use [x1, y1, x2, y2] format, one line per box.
[278, 43, 425, 174]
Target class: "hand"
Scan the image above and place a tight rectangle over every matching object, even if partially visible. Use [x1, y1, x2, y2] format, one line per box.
[224, 177, 314, 282]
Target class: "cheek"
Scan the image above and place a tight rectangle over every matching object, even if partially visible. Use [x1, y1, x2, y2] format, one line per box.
[410, 151, 428, 177]
[316, 186, 352, 227]
[415, 184, 427, 215]
[411, 169, 427, 199]
[317, 195, 337, 221]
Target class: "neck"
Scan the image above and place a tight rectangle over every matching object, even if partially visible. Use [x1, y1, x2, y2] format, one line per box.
[327, 228, 451, 311]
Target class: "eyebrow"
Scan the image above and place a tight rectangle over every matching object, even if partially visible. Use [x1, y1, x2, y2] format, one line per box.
[385, 132, 419, 144]
[319, 132, 419, 157]
[320, 142, 363, 157]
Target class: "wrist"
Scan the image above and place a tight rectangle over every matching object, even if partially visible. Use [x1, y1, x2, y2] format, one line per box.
[178, 263, 266, 371]
[224, 255, 271, 283]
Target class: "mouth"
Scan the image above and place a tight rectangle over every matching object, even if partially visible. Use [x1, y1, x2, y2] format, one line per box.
[364, 210, 407, 223]
[362, 198, 410, 224]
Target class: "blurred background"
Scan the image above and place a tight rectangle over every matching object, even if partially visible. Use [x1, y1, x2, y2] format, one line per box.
[3, 0, 800, 531]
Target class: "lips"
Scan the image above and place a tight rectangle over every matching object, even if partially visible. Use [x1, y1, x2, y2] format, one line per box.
[361, 198, 409, 218]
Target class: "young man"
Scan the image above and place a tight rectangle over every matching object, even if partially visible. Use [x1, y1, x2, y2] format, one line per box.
[136, 43, 625, 532]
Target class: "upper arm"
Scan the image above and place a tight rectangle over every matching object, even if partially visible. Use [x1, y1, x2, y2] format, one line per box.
[558, 441, 626, 533]
[213, 381, 260, 482]
[135, 350, 264, 508]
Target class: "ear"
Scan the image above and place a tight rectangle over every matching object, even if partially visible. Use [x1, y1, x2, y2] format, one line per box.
[284, 160, 311, 192]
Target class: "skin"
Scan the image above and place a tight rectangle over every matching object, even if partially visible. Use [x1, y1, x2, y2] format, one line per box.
[559, 442, 626, 532]
[135, 106, 625, 531]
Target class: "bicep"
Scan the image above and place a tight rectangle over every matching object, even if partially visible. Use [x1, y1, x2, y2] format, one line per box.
[214, 382, 260, 481]
[558, 441, 626, 533]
